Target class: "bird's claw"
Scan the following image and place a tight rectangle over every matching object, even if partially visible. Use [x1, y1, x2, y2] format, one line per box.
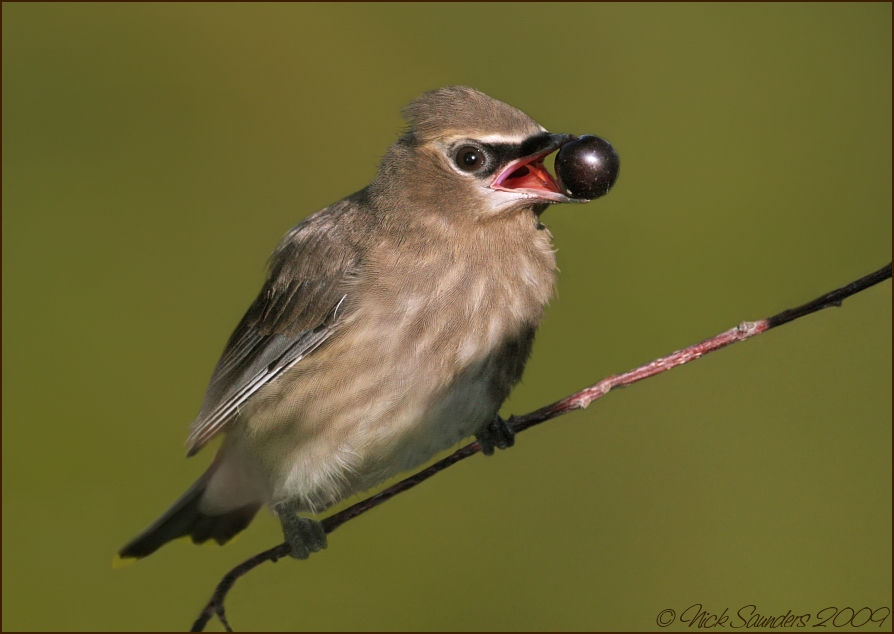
[275, 502, 328, 560]
[477, 415, 516, 456]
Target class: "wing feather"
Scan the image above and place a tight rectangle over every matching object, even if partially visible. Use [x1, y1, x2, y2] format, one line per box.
[185, 197, 371, 455]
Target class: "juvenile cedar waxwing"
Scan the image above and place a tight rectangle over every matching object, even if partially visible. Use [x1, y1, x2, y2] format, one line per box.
[119, 86, 617, 561]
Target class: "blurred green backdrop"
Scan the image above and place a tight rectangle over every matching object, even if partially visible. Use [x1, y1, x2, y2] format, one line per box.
[3, 3, 891, 632]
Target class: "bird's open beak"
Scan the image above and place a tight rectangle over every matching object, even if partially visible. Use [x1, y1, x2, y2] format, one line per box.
[490, 133, 583, 203]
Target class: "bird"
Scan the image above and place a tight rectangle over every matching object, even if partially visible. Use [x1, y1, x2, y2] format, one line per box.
[118, 85, 613, 561]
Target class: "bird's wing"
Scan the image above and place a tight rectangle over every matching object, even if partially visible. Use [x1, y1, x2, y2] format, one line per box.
[185, 199, 367, 455]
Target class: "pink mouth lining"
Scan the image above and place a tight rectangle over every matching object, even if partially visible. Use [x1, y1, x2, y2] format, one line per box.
[491, 149, 565, 197]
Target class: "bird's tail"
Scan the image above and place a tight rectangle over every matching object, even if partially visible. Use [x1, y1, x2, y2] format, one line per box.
[117, 476, 261, 561]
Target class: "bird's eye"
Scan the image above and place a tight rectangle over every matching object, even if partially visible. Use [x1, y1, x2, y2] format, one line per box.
[455, 146, 484, 172]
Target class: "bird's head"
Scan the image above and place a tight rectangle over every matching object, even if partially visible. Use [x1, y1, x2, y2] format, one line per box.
[370, 86, 588, 220]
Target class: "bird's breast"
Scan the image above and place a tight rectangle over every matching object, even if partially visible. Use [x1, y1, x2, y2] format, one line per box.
[340, 222, 555, 478]
[237, 213, 557, 511]
[365, 214, 557, 368]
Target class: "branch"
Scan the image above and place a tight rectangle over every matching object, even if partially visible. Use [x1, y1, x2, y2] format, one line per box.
[191, 262, 892, 632]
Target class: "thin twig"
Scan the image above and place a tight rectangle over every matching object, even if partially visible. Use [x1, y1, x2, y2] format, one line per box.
[191, 262, 892, 632]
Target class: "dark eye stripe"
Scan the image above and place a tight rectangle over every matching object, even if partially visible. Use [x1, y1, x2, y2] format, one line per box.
[489, 132, 557, 162]
[450, 132, 556, 179]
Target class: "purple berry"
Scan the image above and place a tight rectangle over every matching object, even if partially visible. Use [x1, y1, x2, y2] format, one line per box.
[555, 135, 620, 200]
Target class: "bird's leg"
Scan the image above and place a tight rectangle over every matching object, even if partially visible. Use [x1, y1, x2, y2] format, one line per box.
[274, 500, 328, 560]
[476, 414, 516, 456]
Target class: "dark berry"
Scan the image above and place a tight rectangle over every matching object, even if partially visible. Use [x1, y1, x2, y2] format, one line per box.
[555, 135, 620, 200]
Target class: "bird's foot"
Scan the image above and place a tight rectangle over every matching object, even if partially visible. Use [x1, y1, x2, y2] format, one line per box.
[274, 502, 328, 560]
[476, 414, 516, 456]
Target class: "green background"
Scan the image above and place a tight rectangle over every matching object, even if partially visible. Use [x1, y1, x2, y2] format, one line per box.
[3, 3, 891, 631]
